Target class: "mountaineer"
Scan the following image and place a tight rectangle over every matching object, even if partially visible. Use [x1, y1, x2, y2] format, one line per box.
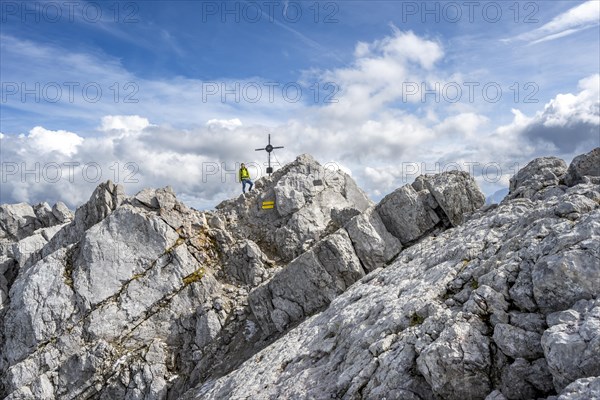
[239, 163, 253, 193]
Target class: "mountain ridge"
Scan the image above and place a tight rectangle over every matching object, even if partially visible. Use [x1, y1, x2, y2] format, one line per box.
[0, 148, 598, 400]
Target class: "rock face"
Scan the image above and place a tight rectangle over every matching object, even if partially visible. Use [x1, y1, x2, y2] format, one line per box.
[508, 156, 568, 200]
[215, 154, 372, 263]
[564, 147, 600, 186]
[1, 148, 599, 400]
[248, 169, 484, 337]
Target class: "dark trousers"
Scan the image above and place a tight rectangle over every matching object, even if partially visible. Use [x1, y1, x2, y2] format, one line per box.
[242, 178, 253, 193]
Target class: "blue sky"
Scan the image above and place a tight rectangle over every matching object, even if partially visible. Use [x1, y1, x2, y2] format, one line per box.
[1, 0, 599, 209]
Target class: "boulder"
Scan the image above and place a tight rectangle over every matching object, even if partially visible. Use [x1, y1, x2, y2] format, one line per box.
[542, 299, 600, 392]
[557, 376, 600, 400]
[564, 147, 600, 186]
[0, 203, 40, 241]
[345, 206, 402, 272]
[51, 202, 73, 223]
[508, 157, 567, 200]
[423, 171, 485, 226]
[376, 185, 440, 245]
[417, 321, 492, 400]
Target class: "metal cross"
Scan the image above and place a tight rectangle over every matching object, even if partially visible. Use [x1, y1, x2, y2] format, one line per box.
[255, 134, 284, 176]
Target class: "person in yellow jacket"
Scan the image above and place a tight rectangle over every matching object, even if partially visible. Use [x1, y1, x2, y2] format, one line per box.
[239, 163, 253, 193]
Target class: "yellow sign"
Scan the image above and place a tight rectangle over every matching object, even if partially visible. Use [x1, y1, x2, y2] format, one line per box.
[262, 200, 275, 209]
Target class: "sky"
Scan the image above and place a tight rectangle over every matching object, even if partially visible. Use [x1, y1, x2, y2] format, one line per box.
[1, 0, 599, 209]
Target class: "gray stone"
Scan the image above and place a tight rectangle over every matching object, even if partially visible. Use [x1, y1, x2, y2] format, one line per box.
[313, 229, 365, 291]
[4, 247, 76, 364]
[493, 323, 544, 360]
[72, 206, 179, 308]
[508, 157, 567, 200]
[557, 376, 600, 400]
[424, 171, 485, 226]
[34, 202, 56, 227]
[196, 310, 222, 349]
[417, 321, 492, 400]
[499, 358, 553, 399]
[376, 185, 439, 244]
[542, 299, 600, 392]
[564, 147, 600, 186]
[345, 206, 402, 272]
[532, 250, 600, 313]
[249, 249, 340, 335]
[51, 202, 73, 223]
[485, 390, 507, 400]
[223, 240, 268, 286]
[0, 203, 40, 241]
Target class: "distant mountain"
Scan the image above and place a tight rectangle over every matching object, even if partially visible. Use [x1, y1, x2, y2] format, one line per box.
[486, 188, 509, 204]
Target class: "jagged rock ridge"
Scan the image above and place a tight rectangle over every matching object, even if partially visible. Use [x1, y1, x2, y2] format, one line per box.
[0, 148, 598, 400]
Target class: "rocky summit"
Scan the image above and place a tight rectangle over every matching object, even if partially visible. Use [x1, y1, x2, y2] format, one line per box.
[0, 149, 599, 400]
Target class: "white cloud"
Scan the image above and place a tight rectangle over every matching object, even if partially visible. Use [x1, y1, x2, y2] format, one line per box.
[514, 74, 600, 153]
[2, 29, 598, 210]
[100, 115, 152, 134]
[505, 1, 600, 44]
[435, 113, 490, 139]
[316, 29, 444, 121]
[28, 126, 84, 157]
[206, 118, 243, 130]
[363, 166, 401, 193]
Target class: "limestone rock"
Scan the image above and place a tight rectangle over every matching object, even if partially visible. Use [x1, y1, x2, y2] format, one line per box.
[345, 206, 402, 272]
[499, 358, 554, 399]
[52, 202, 73, 223]
[72, 206, 180, 308]
[376, 185, 440, 244]
[214, 154, 372, 262]
[180, 152, 599, 400]
[423, 170, 486, 226]
[223, 240, 269, 286]
[493, 323, 544, 360]
[1, 151, 599, 400]
[508, 157, 567, 200]
[417, 321, 492, 400]
[0, 203, 40, 241]
[542, 299, 600, 392]
[532, 250, 600, 313]
[564, 147, 600, 186]
[557, 376, 600, 400]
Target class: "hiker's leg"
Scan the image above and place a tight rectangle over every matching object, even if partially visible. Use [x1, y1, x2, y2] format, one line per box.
[242, 180, 247, 193]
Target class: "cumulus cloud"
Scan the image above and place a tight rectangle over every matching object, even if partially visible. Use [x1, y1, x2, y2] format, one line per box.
[505, 1, 600, 44]
[206, 118, 243, 130]
[0, 115, 288, 209]
[316, 29, 444, 121]
[27, 127, 84, 157]
[518, 74, 599, 153]
[2, 29, 598, 210]
[100, 115, 152, 134]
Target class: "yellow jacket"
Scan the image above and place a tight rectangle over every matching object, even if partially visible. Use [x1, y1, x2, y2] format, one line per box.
[239, 167, 250, 181]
